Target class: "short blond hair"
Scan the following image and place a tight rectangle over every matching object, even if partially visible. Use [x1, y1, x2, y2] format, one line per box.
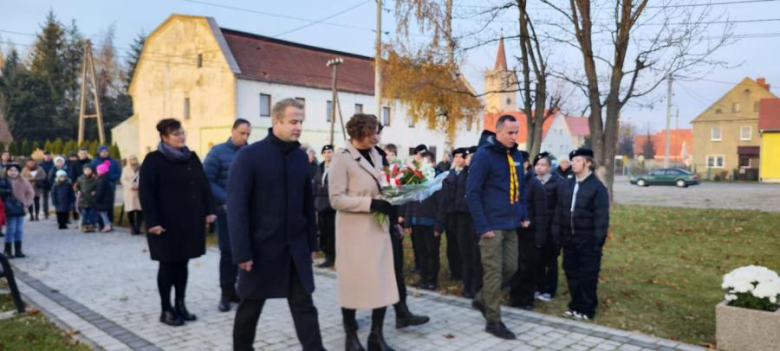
[272, 98, 304, 121]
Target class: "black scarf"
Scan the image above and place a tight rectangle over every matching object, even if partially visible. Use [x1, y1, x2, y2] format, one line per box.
[158, 142, 191, 162]
[268, 128, 300, 155]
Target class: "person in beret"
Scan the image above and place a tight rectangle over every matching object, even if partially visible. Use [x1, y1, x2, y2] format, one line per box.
[531, 152, 565, 302]
[551, 148, 609, 321]
[313, 144, 336, 268]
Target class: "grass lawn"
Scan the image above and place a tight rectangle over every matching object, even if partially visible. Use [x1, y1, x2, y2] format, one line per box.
[397, 205, 780, 347]
[0, 282, 90, 351]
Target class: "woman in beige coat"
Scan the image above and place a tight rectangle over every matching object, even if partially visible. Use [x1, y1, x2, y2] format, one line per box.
[121, 155, 143, 234]
[329, 114, 399, 351]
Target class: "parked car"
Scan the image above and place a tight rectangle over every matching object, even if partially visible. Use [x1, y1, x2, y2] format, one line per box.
[630, 168, 700, 188]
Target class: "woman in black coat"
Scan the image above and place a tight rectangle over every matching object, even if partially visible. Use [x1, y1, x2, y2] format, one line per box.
[139, 119, 217, 327]
[532, 152, 564, 301]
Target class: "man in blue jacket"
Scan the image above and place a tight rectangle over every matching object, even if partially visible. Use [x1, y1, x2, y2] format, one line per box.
[467, 115, 529, 340]
[90, 146, 121, 223]
[203, 118, 251, 312]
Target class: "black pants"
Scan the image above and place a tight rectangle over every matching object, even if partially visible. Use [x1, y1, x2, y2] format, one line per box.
[157, 260, 189, 311]
[410, 226, 422, 271]
[510, 228, 540, 306]
[454, 214, 481, 295]
[127, 211, 143, 234]
[233, 263, 323, 351]
[220, 250, 238, 297]
[342, 306, 386, 331]
[414, 226, 440, 287]
[444, 216, 462, 279]
[72, 209, 80, 221]
[390, 225, 407, 305]
[536, 240, 560, 297]
[56, 211, 69, 229]
[28, 196, 40, 219]
[42, 190, 50, 218]
[317, 210, 336, 260]
[562, 239, 603, 318]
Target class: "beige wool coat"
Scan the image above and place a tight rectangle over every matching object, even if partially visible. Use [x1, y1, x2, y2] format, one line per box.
[121, 166, 142, 211]
[328, 143, 399, 309]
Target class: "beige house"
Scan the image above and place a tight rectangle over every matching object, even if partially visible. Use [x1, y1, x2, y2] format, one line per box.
[691, 77, 776, 179]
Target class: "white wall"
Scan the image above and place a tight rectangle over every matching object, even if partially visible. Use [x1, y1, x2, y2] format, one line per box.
[236, 79, 481, 163]
[541, 113, 575, 160]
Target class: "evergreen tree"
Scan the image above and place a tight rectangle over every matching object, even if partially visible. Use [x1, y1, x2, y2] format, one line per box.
[32, 140, 41, 153]
[124, 31, 145, 92]
[52, 138, 64, 155]
[63, 139, 75, 155]
[44, 140, 54, 153]
[88, 140, 98, 156]
[29, 10, 69, 139]
[643, 131, 656, 160]
[62, 20, 86, 138]
[110, 142, 121, 161]
[8, 141, 18, 156]
[0, 142, 5, 152]
[20, 139, 31, 156]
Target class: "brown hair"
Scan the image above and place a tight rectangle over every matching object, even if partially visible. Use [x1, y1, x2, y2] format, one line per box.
[272, 98, 304, 121]
[156, 118, 182, 137]
[346, 114, 380, 141]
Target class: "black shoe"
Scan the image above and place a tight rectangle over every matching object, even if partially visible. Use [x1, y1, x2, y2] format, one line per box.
[218, 296, 231, 312]
[13, 242, 25, 258]
[367, 323, 394, 351]
[462, 290, 475, 299]
[174, 300, 197, 321]
[472, 299, 486, 319]
[3, 243, 13, 258]
[485, 321, 516, 340]
[317, 258, 334, 268]
[394, 302, 429, 329]
[229, 289, 241, 304]
[159, 310, 184, 326]
[344, 320, 365, 351]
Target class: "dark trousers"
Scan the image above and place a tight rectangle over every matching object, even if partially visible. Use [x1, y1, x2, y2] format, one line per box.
[410, 227, 422, 271]
[56, 211, 69, 229]
[157, 260, 189, 311]
[317, 210, 336, 260]
[414, 226, 440, 287]
[216, 212, 238, 297]
[454, 214, 481, 295]
[127, 211, 143, 234]
[390, 225, 407, 304]
[562, 239, 603, 318]
[444, 216, 462, 279]
[510, 228, 540, 306]
[233, 263, 323, 351]
[535, 239, 560, 297]
[28, 196, 41, 219]
[42, 190, 50, 217]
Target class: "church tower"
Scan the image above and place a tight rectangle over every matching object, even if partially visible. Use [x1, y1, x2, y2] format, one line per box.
[484, 37, 519, 114]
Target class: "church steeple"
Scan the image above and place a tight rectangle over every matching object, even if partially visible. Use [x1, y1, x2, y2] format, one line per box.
[494, 36, 508, 71]
[484, 35, 518, 114]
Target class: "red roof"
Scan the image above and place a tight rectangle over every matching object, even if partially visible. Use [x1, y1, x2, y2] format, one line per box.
[759, 98, 780, 131]
[483, 111, 556, 143]
[565, 117, 590, 136]
[633, 129, 693, 160]
[221, 28, 375, 95]
[494, 37, 508, 71]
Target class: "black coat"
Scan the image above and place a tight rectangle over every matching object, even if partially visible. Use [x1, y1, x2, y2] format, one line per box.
[94, 176, 114, 212]
[539, 173, 563, 242]
[523, 172, 548, 247]
[313, 161, 333, 212]
[555, 165, 574, 179]
[139, 151, 216, 262]
[227, 131, 318, 300]
[439, 167, 470, 215]
[51, 182, 75, 213]
[551, 173, 610, 250]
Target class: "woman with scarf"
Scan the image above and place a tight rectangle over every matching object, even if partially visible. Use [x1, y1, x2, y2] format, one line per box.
[2, 164, 35, 258]
[139, 119, 217, 327]
[121, 155, 143, 235]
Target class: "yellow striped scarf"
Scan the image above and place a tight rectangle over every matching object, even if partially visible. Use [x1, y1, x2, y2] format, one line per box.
[507, 151, 520, 204]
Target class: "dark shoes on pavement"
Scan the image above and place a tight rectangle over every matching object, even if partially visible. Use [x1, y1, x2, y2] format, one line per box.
[159, 310, 184, 327]
[3, 243, 12, 258]
[394, 302, 429, 329]
[174, 300, 197, 321]
[218, 297, 231, 312]
[485, 321, 516, 340]
[367, 322, 394, 351]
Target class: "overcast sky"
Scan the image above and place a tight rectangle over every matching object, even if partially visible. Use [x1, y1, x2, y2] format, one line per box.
[2, 0, 778, 134]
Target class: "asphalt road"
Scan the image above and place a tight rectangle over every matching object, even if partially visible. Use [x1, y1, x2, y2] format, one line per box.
[612, 176, 780, 212]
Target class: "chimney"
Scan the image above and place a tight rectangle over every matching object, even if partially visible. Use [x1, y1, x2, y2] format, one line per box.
[757, 77, 771, 91]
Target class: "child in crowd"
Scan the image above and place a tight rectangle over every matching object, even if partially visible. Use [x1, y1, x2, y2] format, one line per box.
[51, 170, 75, 230]
[95, 161, 113, 233]
[76, 165, 98, 233]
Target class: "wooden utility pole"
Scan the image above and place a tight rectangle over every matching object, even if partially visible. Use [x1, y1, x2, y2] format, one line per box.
[78, 40, 106, 145]
[375, 0, 382, 117]
[327, 57, 343, 145]
[664, 74, 673, 168]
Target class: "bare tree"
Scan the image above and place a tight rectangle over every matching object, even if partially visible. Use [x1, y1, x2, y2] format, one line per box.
[539, 0, 732, 198]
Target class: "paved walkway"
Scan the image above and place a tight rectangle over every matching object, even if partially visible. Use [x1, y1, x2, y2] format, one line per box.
[8, 219, 703, 351]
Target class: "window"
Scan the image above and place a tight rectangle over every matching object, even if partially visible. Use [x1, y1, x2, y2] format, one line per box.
[732, 102, 741, 113]
[197, 54, 203, 68]
[355, 103, 363, 114]
[326, 100, 333, 122]
[754, 101, 760, 112]
[711, 127, 722, 141]
[183, 98, 190, 119]
[259, 94, 271, 117]
[505, 97, 512, 106]
[407, 115, 414, 127]
[715, 108, 723, 114]
[381, 106, 390, 126]
[740, 126, 752, 141]
[707, 155, 725, 169]
[739, 156, 751, 168]
[665, 169, 682, 176]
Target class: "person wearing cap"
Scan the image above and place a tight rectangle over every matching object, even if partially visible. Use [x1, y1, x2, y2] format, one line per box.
[90, 145, 121, 224]
[413, 144, 428, 163]
[552, 148, 609, 321]
[203, 118, 251, 312]
[555, 158, 574, 179]
[509, 150, 547, 310]
[466, 115, 530, 340]
[75, 164, 99, 233]
[51, 169, 75, 230]
[533, 152, 564, 302]
[40, 151, 55, 220]
[21, 158, 47, 222]
[47, 156, 69, 199]
[313, 144, 336, 268]
[437, 147, 478, 297]
[2, 163, 35, 258]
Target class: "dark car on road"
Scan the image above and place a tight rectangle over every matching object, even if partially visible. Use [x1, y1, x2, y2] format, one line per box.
[629, 168, 700, 188]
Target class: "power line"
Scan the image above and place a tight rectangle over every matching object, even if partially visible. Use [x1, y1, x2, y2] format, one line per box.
[273, 0, 372, 38]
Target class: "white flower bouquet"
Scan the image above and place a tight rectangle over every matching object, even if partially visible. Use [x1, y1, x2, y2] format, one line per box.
[722, 265, 780, 312]
[373, 160, 448, 225]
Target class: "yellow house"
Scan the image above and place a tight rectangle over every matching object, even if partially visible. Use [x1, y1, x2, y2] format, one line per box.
[691, 77, 776, 180]
[759, 98, 780, 183]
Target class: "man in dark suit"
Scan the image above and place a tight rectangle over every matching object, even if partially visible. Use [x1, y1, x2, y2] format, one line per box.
[227, 98, 324, 351]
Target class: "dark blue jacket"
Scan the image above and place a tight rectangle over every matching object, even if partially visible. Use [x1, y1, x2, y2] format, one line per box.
[466, 131, 529, 235]
[90, 157, 121, 184]
[227, 130, 318, 300]
[51, 181, 75, 213]
[203, 137, 245, 206]
[551, 173, 610, 250]
[40, 160, 55, 190]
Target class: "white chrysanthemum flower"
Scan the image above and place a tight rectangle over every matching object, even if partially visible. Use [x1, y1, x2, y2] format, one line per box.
[724, 294, 738, 301]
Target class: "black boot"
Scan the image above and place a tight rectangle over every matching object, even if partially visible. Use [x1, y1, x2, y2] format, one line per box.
[159, 310, 184, 326]
[344, 319, 365, 351]
[13, 242, 25, 258]
[218, 295, 231, 312]
[174, 299, 197, 321]
[394, 303, 429, 329]
[367, 321, 394, 351]
[3, 243, 13, 258]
